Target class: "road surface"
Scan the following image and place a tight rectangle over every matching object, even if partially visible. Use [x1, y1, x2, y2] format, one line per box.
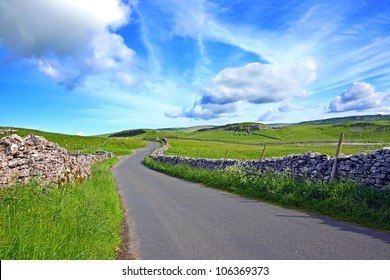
[112, 142, 390, 259]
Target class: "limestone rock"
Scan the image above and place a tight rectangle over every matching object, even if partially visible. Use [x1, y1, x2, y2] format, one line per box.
[0, 134, 110, 187]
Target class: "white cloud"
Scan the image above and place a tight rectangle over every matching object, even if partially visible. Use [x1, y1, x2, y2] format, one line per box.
[166, 102, 237, 120]
[168, 0, 209, 38]
[258, 109, 281, 122]
[278, 100, 305, 113]
[0, 0, 130, 56]
[258, 100, 305, 122]
[328, 82, 389, 113]
[0, 0, 135, 89]
[200, 57, 316, 105]
[34, 59, 60, 79]
[77, 132, 86, 137]
[87, 32, 135, 71]
[168, 57, 316, 120]
[378, 107, 390, 114]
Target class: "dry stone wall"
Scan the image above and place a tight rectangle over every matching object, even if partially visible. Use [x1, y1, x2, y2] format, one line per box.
[149, 138, 170, 157]
[150, 141, 390, 189]
[0, 134, 110, 187]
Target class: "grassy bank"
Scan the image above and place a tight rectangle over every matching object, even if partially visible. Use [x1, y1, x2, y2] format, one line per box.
[0, 158, 122, 260]
[144, 157, 390, 231]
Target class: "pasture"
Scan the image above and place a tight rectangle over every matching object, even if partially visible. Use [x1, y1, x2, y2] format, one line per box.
[136, 121, 390, 159]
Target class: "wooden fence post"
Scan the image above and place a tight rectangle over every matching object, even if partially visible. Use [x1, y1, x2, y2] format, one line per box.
[330, 132, 344, 184]
[257, 145, 267, 171]
[175, 150, 181, 164]
[259, 145, 267, 161]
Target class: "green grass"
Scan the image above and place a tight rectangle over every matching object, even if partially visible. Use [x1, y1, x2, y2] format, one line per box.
[0, 127, 146, 155]
[159, 121, 390, 160]
[168, 122, 390, 144]
[101, 138, 146, 155]
[144, 157, 390, 231]
[126, 120, 390, 160]
[0, 158, 123, 260]
[166, 138, 383, 159]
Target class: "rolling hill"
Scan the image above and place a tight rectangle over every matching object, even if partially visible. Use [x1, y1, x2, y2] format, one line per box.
[2, 114, 389, 159]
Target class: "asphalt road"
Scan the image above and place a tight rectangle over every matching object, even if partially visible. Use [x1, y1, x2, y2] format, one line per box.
[112, 142, 390, 259]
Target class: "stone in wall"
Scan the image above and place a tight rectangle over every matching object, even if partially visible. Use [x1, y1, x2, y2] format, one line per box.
[149, 138, 170, 157]
[0, 134, 110, 187]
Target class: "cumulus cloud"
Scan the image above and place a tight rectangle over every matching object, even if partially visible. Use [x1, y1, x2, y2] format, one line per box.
[167, 57, 316, 120]
[328, 82, 389, 113]
[200, 58, 316, 105]
[0, 0, 129, 55]
[165, 102, 237, 120]
[0, 0, 135, 89]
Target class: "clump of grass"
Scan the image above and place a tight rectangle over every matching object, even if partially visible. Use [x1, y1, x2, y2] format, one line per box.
[0, 158, 122, 260]
[144, 157, 390, 231]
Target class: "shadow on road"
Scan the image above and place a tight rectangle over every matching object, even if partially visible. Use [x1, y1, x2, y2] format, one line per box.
[216, 188, 390, 246]
[276, 213, 390, 245]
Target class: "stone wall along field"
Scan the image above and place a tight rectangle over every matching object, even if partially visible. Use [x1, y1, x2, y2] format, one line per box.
[0, 134, 110, 187]
[150, 141, 390, 189]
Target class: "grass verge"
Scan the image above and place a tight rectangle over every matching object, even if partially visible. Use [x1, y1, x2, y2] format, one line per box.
[0, 157, 122, 260]
[144, 157, 390, 231]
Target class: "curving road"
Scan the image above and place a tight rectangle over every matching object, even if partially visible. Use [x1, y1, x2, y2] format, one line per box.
[112, 142, 390, 259]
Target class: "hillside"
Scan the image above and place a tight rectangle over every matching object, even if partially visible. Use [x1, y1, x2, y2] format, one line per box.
[109, 129, 149, 138]
[105, 114, 390, 141]
[2, 114, 390, 159]
[197, 122, 269, 132]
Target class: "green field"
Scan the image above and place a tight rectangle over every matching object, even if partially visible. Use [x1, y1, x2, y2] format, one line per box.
[165, 138, 383, 159]
[180, 123, 389, 144]
[118, 120, 390, 159]
[3, 117, 388, 160]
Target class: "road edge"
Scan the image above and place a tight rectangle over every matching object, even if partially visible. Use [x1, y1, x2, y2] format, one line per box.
[112, 154, 141, 260]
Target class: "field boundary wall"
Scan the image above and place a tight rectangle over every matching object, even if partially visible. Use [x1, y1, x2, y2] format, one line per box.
[150, 140, 390, 189]
[0, 134, 110, 187]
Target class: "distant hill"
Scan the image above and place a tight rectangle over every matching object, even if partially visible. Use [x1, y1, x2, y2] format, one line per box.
[198, 122, 269, 132]
[106, 115, 390, 138]
[295, 114, 390, 125]
[109, 129, 149, 137]
[157, 125, 216, 133]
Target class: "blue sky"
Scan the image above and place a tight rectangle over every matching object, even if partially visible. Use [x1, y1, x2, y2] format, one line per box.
[0, 0, 389, 135]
